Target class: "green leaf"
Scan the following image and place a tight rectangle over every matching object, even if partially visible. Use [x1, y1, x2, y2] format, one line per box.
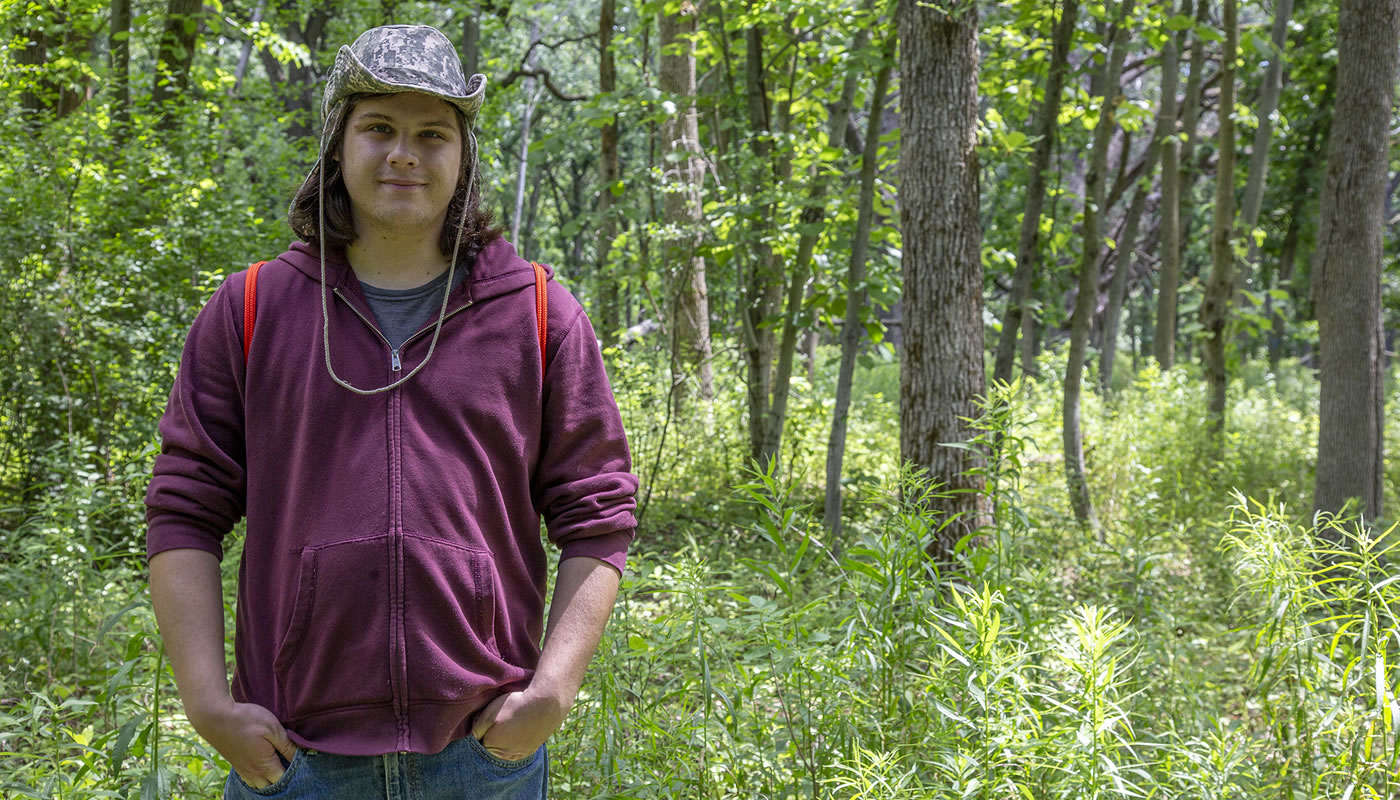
[110, 715, 146, 773]
[140, 766, 170, 800]
[96, 597, 148, 647]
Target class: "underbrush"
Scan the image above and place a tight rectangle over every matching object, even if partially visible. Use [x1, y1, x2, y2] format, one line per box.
[4, 356, 1398, 798]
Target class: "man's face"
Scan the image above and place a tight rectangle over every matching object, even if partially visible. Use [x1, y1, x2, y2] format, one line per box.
[337, 92, 462, 244]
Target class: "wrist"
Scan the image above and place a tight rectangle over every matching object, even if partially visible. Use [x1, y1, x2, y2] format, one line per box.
[183, 691, 236, 731]
[523, 677, 575, 717]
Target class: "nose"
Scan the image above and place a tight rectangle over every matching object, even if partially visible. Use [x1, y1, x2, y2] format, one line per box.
[388, 134, 418, 168]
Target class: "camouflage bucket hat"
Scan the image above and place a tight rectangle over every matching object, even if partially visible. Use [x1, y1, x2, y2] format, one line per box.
[322, 24, 486, 132]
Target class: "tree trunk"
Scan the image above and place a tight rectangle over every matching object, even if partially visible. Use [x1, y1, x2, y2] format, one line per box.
[659, 0, 714, 413]
[1200, 0, 1236, 439]
[1160, 0, 1211, 367]
[17, 28, 51, 121]
[1154, 11, 1183, 370]
[899, 0, 988, 560]
[993, 0, 1079, 387]
[595, 0, 621, 349]
[463, 1, 482, 76]
[1064, 0, 1134, 529]
[742, 25, 781, 467]
[1100, 180, 1150, 391]
[1021, 312, 1039, 376]
[763, 0, 877, 463]
[110, 0, 132, 137]
[231, 0, 265, 95]
[151, 0, 203, 123]
[1102, 10, 1177, 389]
[511, 20, 543, 245]
[1175, 0, 1211, 236]
[1234, 0, 1293, 306]
[825, 34, 895, 538]
[1312, 0, 1398, 522]
[255, 5, 332, 138]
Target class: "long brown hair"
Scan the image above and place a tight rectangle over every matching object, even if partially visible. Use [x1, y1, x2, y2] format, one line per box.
[287, 93, 501, 265]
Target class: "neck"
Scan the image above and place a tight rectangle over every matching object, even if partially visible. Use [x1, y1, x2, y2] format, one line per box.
[346, 227, 451, 290]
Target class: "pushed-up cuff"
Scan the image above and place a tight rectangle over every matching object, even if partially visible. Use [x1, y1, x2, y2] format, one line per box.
[558, 529, 633, 575]
[146, 516, 227, 562]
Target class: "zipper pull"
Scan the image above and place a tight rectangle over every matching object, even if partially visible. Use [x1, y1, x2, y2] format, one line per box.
[390, 349, 402, 372]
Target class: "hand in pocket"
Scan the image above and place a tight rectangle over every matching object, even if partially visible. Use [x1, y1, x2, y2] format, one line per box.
[192, 700, 297, 788]
[471, 689, 565, 763]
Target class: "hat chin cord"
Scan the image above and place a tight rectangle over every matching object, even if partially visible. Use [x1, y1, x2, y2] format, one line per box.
[315, 117, 478, 396]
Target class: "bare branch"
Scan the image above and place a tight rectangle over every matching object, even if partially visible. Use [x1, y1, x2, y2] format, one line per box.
[519, 32, 597, 68]
[497, 68, 589, 101]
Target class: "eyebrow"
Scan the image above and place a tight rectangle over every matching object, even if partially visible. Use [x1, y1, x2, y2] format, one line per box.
[353, 111, 456, 131]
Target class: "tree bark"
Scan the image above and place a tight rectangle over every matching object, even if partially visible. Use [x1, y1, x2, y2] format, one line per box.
[1102, 6, 1178, 389]
[595, 0, 621, 349]
[1159, 0, 1210, 367]
[512, 20, 543, 245]
[1021, 312, 1039, 375]
[825, 33, 895, 538]
[1064, 0, 1134, 529]
[899, 0, 988, 560]
[255, 4, 332, 138]
[659, 0, 714, 412]
[110, 0, 132, 137]
[742, 24, 781, 467]
[1154, 7, 1184, 370]
[1175, 0, 1211, 240]
[1200, 0, 1236, 439]
[16, 28, 49, 119]
[993, 0, 1079, 387]
[152, 0, 203, 122]
[231, 0, 265, 95]
[763, 0, 877, 464]
[1099, 180, 1150, 390]
[1312, 0, 1398, 522]
[1234, 0, 1293, 305]
[463, 1, 482, 77]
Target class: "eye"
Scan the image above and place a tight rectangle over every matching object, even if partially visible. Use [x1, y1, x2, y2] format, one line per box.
[421, 130, 448, 140]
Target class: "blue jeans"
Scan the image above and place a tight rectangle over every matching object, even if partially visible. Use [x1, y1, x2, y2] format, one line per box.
[223, 737, 547, 800]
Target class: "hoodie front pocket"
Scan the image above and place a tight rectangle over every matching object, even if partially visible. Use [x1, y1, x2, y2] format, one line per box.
[401, 533, 506, 703]
[273, 535, 395, 717]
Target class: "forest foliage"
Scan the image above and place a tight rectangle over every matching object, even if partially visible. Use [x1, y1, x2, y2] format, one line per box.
[2, 0, 1400, 796]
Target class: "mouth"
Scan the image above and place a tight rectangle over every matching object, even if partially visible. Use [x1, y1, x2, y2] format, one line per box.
[381, 180, 425, 189]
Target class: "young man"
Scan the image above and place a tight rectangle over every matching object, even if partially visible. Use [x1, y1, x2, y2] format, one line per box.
[145, 25, 637, 798]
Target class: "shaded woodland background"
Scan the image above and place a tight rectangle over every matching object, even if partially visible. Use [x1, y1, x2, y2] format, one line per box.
[3, 0, 1400, 797]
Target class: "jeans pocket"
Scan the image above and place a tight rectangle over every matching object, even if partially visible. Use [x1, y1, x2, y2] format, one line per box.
[227, 748, 307, 797]
[464, 732, 539, 772]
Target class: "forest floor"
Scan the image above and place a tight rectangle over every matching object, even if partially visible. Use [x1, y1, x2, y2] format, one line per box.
[2, 350, 1398, 799]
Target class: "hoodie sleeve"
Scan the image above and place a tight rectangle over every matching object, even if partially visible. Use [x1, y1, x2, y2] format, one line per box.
[145, 275, 248, 562]
[533, 298, 638, 575]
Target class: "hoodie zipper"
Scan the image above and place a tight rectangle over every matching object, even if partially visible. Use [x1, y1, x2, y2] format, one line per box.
[332, 288, 473, 373]
[330, 284, 474, 749]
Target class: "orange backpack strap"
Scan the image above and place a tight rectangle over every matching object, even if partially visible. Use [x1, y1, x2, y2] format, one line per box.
[243, 261, 267, 362]
[531, 262, 548, 380]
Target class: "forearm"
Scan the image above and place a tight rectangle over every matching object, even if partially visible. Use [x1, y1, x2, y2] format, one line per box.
[530, 555, 621, 709]
[150, 548, 294, 785]
[149, 548, 233, 723]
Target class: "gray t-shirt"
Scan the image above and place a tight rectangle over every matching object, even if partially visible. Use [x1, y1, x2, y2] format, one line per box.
[360, 265, 470, 350]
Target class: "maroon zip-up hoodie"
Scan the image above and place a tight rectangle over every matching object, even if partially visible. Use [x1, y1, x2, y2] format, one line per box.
[145, 238, 637, 756]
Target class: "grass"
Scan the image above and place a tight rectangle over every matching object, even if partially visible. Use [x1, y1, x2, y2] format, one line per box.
[3, 349, 1399, 798]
